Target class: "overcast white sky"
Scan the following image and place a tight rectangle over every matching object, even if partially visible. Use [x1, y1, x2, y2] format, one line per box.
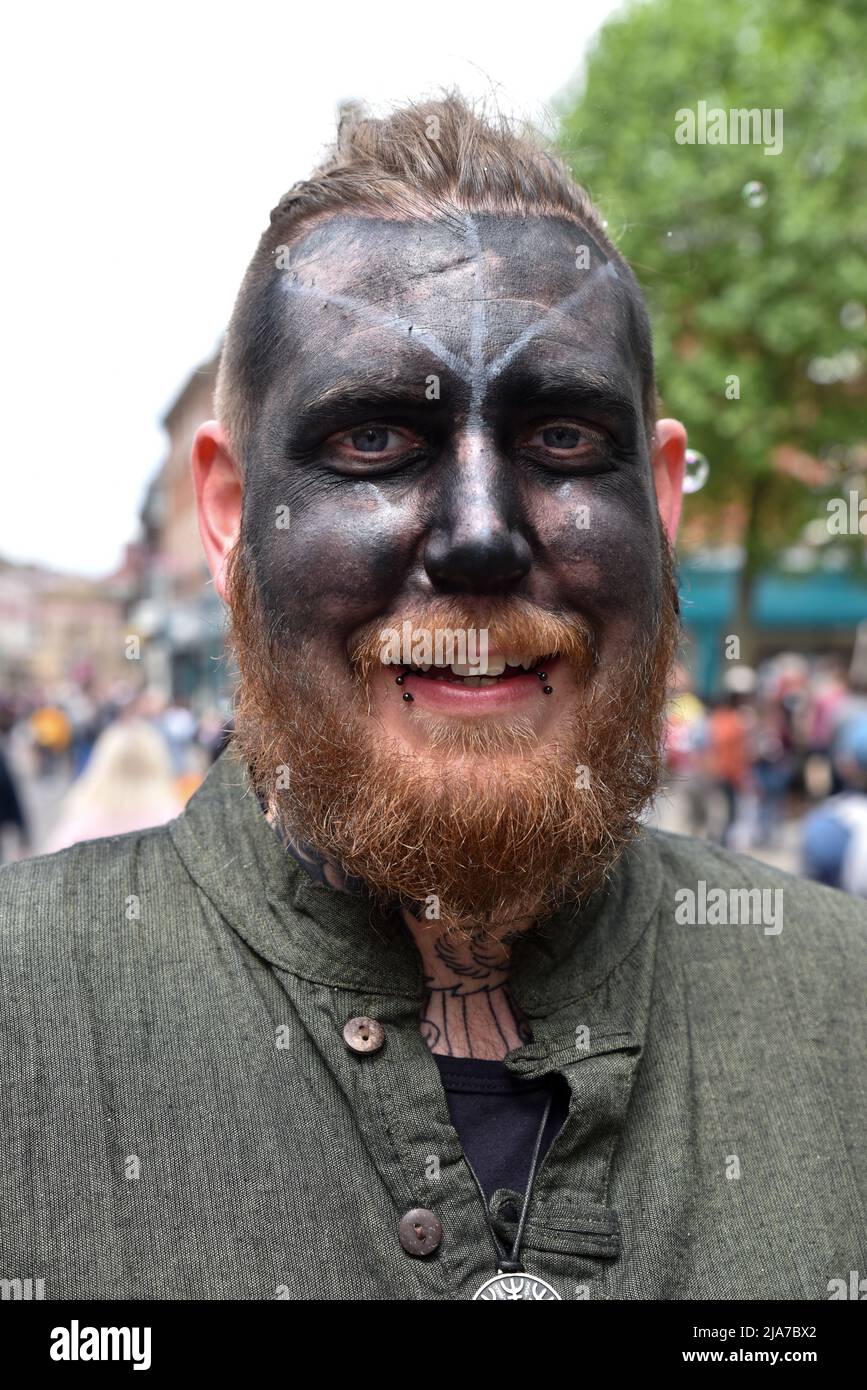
[1, 0, 621, 577]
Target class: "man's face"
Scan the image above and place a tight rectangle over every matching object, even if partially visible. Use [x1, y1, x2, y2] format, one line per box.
[246, 213, 664, 741]
[224, 211, 680, 931]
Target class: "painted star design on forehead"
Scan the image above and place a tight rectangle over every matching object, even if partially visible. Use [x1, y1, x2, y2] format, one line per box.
[276, 214, 621, 421]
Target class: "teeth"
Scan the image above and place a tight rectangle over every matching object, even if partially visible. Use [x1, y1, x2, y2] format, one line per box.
[448, 657, 507, 678]
[476, 677, 499, 686]
[382, 650, 553, 677]
[480, 657, 506, 677]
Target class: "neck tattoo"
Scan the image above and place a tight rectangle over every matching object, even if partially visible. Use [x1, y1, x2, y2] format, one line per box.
[401, 909, 534, 1059]
[264, 807, 534, 1059]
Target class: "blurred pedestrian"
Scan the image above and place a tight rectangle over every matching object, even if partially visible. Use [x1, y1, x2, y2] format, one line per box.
[704, 691, 752, 847]
[44, 720, 183, 853]
[159, 697, 198, 776]
[752, 697, 794, 848]
[0, 743, 28, 861]
[664, 665, 709, 835]
[29, 702, 72, 778]
[801, 715, 867, 896]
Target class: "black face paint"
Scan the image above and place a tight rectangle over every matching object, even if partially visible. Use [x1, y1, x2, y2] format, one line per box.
[242, 212, 664, 683]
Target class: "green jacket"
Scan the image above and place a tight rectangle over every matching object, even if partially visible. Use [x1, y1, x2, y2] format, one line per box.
[1, 746, 865, 1300]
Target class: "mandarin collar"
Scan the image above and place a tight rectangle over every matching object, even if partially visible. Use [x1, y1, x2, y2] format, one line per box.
[170, 744, 663, 1017]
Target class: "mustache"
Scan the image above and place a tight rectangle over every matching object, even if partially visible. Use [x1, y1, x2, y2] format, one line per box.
[350, 596, 599, 692]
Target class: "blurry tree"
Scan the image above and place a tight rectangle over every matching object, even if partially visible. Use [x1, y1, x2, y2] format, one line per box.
[557, 0, 867, 657]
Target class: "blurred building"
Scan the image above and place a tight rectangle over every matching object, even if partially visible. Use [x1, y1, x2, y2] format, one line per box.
[129, 353, 229, 709]
[0, 554, 134, 694]
[679, 454, 867, 694]
[681, 558, 867, 694]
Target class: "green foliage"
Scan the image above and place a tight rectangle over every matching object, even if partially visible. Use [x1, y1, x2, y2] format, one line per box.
[556, 0, 867, 568]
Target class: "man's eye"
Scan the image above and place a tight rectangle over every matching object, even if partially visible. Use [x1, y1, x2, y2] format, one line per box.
[336, 425, 410, 456]
[526, 421, 592, 454]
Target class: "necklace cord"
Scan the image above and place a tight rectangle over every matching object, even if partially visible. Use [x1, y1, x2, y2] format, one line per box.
[462, 1090, 554, 1275]
[509, 1091, 553, 1267]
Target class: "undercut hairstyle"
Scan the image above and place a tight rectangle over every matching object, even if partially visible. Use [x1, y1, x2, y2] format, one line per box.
[215, 92, 658, 470]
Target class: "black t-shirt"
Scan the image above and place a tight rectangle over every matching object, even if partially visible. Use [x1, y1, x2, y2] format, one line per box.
[434, 1054, 570, 1208]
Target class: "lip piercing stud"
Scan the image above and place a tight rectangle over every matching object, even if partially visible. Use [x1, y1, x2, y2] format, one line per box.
[402, 691, 414, 702]
[543, 686, 553, 695]
[395, 675, 405, 685]
[537, 672, 547, 681]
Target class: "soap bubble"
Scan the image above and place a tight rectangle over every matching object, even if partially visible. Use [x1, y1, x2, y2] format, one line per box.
[742, 181, 768, 209]
[682, 449, 710, 494]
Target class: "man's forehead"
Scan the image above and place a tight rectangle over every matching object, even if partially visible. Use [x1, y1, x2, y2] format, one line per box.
[281, 211, 613, 299]
[269, 211, 641, 405]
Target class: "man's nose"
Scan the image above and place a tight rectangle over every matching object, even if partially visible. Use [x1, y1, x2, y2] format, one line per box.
[422, 455, 533, 595]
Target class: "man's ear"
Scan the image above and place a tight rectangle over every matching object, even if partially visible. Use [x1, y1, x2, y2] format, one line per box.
[192, 422, 242, 602]
[651, 417, 687, 543]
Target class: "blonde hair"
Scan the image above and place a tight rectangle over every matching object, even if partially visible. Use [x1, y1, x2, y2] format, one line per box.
[58, 720, 178, 819]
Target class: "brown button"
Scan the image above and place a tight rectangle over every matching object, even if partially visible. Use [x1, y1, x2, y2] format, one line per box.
[398, 1208, 442, 1257]
[343, 1016, 385, 1054]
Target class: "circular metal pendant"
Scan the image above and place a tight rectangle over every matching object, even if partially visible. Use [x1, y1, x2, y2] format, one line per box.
[473, 1271, 561, 1300]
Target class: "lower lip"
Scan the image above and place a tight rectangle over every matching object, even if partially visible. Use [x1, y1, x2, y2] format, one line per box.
[393, 659, 560, 713]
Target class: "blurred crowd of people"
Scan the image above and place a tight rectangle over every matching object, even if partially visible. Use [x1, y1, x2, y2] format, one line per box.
[0, 681, 231, 862]
[664, 653, 867, 893]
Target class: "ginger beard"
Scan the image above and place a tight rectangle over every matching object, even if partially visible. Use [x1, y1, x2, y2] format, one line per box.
[224, 531, 680, 935]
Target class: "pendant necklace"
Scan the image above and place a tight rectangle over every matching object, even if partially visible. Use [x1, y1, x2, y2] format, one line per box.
[467, 1091, 561, 1300]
